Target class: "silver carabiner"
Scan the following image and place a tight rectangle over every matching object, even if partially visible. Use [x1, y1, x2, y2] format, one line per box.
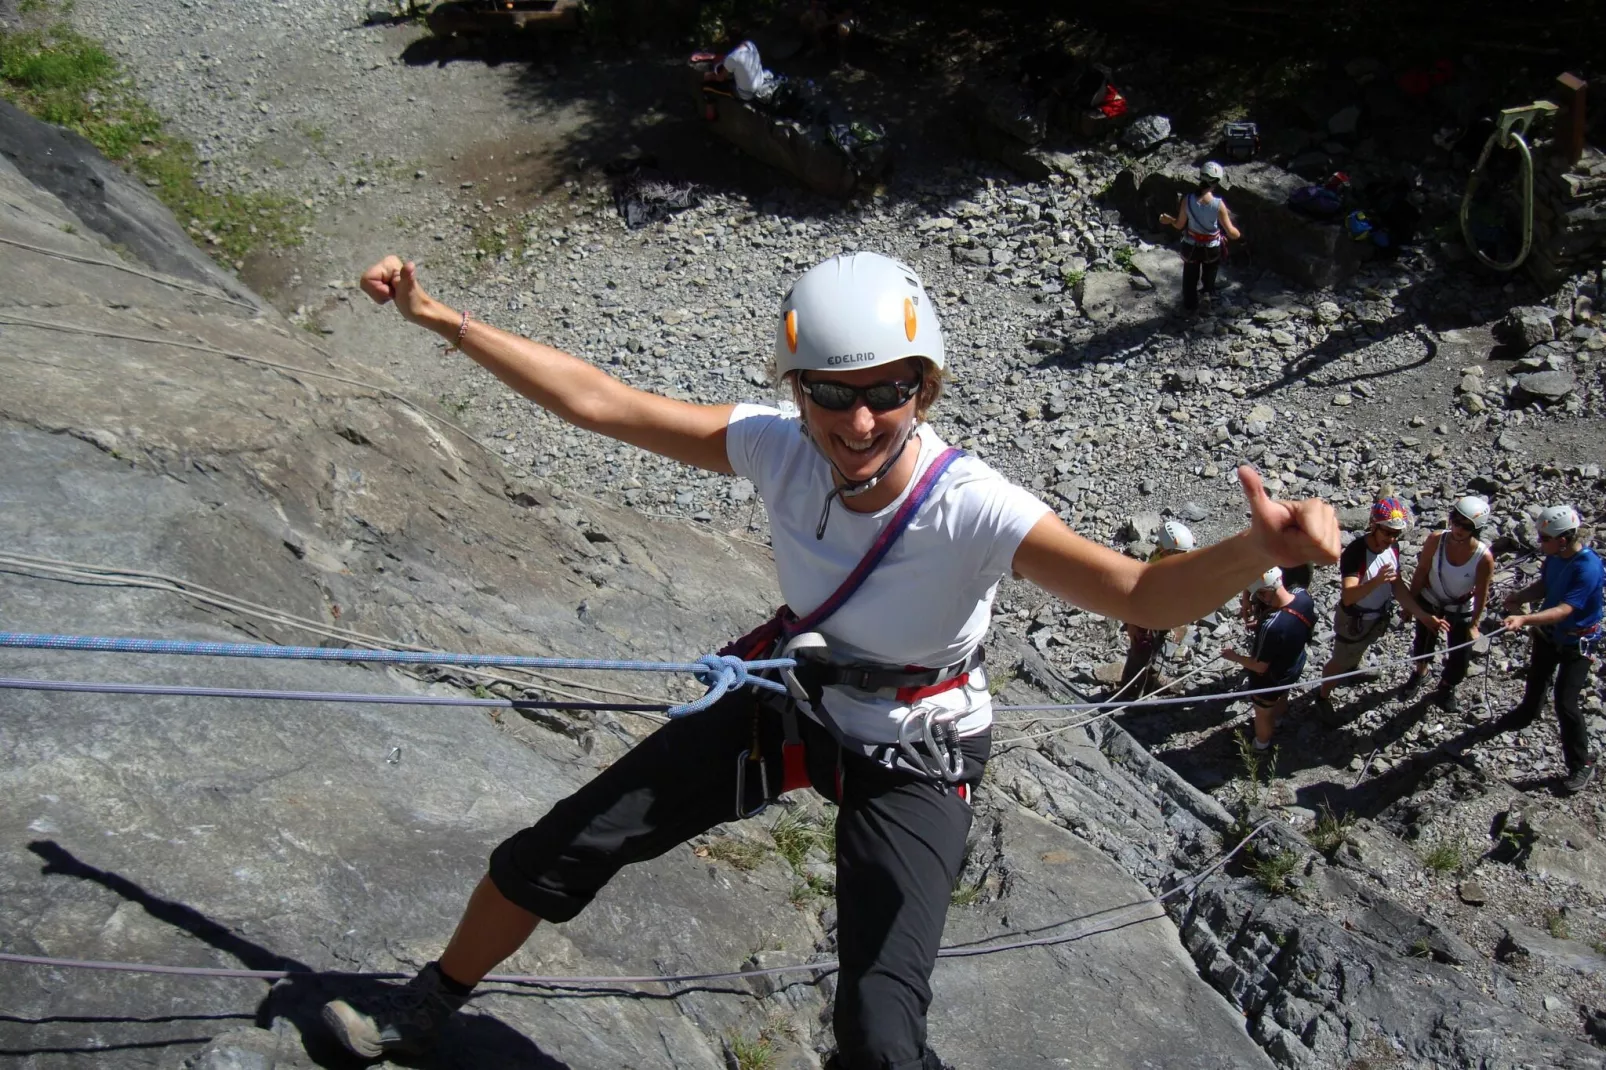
[897, 704, 966, 783]
[779, 631, 830, 707]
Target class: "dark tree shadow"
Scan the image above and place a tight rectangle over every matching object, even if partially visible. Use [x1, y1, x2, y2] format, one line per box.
[16, 841, 571, 1069]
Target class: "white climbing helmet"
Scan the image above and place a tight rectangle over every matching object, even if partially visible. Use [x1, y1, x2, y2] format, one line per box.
[1200, 160, 1226, 184]
[1254, 566, 1283, 592]
[1451, 495, 1491, 528]
[1539, 504, 1582, 538]
[1158, 520, 1196, 553]
[774, 251, 945, 379]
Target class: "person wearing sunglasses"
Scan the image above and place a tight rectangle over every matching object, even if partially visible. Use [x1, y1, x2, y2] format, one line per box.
[1314, 496, 1436, 719]
[1496, 505, 1602, 795]
[329, 250, 1340, 1069]
[1401, 495, 1495, 712]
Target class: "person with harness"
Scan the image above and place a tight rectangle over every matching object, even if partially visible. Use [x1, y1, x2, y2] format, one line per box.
[1222, 566, 1317, 751]
[1119, 520, 1194, 696]
[323, 251, 1341, 1069]
[1402, 495, 1495, 713]
[1159, 161, 1241, 313]
[1496, 505, 1603, 795]
[1314, 497, 1436, 719]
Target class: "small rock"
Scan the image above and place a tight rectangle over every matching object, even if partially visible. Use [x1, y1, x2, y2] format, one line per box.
[1328, 105, 1362, 135]
[1332, 394, 1353, 407]
[1458, 881, 1487, 905]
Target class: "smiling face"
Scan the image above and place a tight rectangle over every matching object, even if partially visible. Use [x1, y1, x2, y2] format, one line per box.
[793, 357, 925, 489]
[1446, 514, 1476, 546]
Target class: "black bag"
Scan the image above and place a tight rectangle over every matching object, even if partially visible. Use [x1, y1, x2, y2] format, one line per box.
[1223, 121, 1259, 161]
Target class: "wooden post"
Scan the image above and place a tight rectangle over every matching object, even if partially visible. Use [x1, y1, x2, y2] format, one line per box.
[1555, 72, 1586, 168]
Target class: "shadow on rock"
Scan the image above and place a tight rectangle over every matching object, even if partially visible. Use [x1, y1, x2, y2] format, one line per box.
[24, 841, 569, 1069]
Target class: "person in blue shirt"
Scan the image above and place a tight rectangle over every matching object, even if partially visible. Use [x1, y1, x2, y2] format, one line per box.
[1222, 566, 1317, 751]
[1498, 505, 1603, 795]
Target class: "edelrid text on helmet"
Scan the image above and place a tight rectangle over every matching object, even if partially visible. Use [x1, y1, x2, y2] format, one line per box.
[775, 252, 945, 379]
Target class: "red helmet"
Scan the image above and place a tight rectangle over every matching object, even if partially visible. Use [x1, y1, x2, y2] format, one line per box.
[1370, 497, 1411, 532]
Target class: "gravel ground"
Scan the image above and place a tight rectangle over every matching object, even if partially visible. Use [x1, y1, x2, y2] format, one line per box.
[37, 0, 1606, 1055]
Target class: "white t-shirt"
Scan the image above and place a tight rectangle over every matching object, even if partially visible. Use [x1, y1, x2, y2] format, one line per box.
[726, 405, 1051, 743]
[720, 41, 775, 101]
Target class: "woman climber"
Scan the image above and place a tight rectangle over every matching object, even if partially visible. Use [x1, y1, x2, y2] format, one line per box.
[323, 250, 1339, 1070]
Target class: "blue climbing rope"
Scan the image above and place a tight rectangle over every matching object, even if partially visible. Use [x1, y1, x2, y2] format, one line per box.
[0, 631, 792, 716]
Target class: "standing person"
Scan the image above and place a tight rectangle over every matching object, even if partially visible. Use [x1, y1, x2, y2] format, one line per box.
[1314, 497, 1436, 718]
[1497, 506, 1603, 795]
[1159, 161, 1242, 312]
[1402, 495, 1495, 712]
[1119, 520, 1195, 696]
[1222, 567, 1317, 750]
[322, 251, 1340, 1069]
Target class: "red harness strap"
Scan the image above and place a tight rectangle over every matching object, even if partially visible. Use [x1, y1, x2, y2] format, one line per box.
[779, 672, 971, 795]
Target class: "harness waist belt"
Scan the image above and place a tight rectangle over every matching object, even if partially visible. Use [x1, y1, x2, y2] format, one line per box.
[802, 646, 983, 693]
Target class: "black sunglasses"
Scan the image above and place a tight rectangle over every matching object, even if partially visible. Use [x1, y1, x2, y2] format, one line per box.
[798, 373, 922, 413]
[1450, 516, 1476, 531]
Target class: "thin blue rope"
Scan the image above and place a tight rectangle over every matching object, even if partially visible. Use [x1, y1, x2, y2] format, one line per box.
[0, 631, 791, 715]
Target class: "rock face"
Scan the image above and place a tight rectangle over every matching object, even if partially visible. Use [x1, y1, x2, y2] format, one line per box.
[0, 100, 258, 306]
[1108, 160, 1367, 289]
[0, 106, 1272, 1069]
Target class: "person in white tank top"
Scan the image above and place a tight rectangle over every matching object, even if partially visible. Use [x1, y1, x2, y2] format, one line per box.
[1403, 495, 1494, 711]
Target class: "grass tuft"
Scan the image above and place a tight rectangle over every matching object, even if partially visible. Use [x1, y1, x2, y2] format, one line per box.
[0, 19, 306, 263]
[1247, 851, 1299, 896]
[1421, 840, 1466, 875]
[700, 835, 769, 872]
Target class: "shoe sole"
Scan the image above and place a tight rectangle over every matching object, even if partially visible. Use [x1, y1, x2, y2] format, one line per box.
[322, 1001, 385, 1060]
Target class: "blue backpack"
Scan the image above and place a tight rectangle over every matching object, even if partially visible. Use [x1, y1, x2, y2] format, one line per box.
[1289, 184, 1345, 220]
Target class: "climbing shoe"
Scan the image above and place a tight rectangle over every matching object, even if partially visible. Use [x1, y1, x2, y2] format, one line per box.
[1431, 688, 1459, 714]
[1560, 762, 1597, 797]
[1398, 671, 1427, 697]
[322, 961, 470, 1059]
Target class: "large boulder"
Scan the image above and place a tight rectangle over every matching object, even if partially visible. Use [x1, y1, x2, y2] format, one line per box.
[1108, 161, 1368, 290]
[1496, 305, 1561, 349]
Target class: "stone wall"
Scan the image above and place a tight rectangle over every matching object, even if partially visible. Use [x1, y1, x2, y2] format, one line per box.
[1529, 143, 1606, 289]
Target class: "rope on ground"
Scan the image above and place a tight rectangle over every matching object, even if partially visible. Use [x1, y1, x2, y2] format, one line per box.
[0, 821, 1271, 989]
[0, 550, 670, 709]
[0, 235, 258, 310]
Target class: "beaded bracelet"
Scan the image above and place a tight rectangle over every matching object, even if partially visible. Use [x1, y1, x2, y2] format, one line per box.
[447, 310, 472, 352]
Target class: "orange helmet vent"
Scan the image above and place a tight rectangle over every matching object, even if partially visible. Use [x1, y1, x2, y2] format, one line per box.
[784, 309, 798, 353]
[903, 297, 917, 342]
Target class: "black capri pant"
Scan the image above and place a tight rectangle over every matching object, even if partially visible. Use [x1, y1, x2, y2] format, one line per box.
[488, 690, 988, 1070]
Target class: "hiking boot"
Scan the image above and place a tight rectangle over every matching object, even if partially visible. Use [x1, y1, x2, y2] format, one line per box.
[1399, 672, 1427, 697]
[1432, 688, 1460, 714]
[322, 961, 469, 1059]
[1560, 762, 1597, 797]
[1313, 691, 1338, 722]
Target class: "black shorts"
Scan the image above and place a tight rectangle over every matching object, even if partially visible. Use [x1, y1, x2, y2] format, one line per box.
[1250, 649, 1307, 707]
[486, 690, 989, 1068]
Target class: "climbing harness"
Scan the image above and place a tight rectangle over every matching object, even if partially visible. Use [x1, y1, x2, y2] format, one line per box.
[1460, 101, 1558, 272]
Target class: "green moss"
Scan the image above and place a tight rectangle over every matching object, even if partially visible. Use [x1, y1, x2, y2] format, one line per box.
[0, 20, 306, 263]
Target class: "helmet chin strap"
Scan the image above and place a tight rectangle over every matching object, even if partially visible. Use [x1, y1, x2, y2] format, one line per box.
[807, 418, 919, 540]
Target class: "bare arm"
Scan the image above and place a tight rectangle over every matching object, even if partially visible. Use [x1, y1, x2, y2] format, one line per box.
[1408, 532, 1435, 597]
[360, 257, 734, 474]
[1470, 551, 1494, 634]
[1340, 564, 1396, 606]
[1221, 646, 1269, 675]
[1219, 202, 1242, 241]
[1013, 466, 1340, 631]
[1159, 195, 1188, 231]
